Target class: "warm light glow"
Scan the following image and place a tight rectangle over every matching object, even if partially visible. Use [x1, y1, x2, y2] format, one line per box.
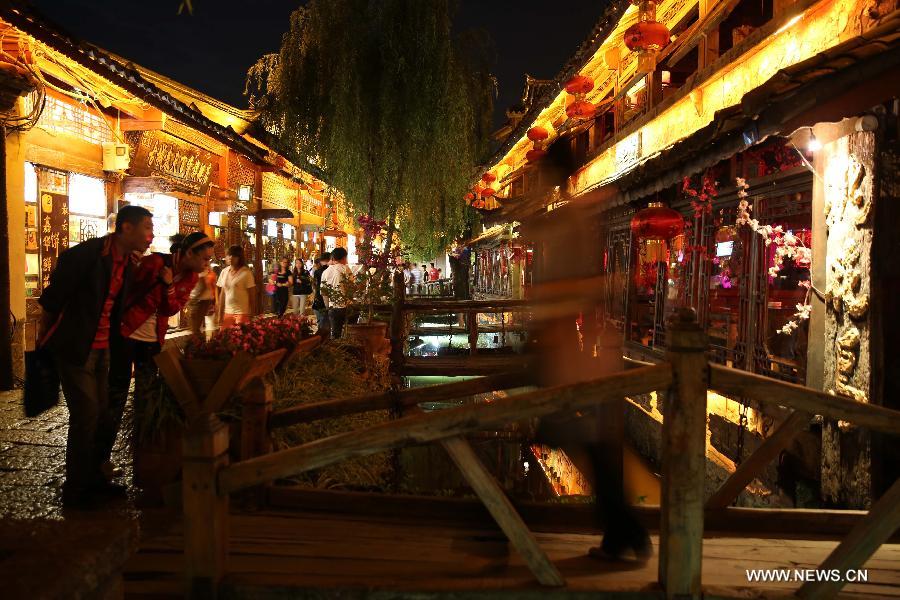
[808, 133, 822, 152]
[572, 0, 869, 196]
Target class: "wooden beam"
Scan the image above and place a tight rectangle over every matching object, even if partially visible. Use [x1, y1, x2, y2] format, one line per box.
[709, 364, 900, 435]
[119, 108, 165, 131]
[154, 347, 202, 421]
[658, 310, 707, 599]
[202, 352, 255, 414]
[219, 364, 673, 494]
[705, 411, 812, 510]
[441, 436, 565, 587]
[797, 477, 900, 599]
[269, 371, 530, 429]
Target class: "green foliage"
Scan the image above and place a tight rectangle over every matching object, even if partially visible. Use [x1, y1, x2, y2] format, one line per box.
[246, 0, 494, 258]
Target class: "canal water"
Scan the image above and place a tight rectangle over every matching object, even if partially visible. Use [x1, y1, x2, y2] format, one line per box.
[401, 374, 660, 506]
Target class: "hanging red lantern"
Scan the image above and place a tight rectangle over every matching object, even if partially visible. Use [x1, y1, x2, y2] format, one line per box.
[566, 100, 597, 120]
[481, 186, 496, 198]
[481, 172, 497, 184]
[630, 202, 684, 240]
[526, 148, 547, 163]
[564, 74, 595, 95]
[465, 192, 475, 205]
[527, 126, 549, 142]
[624, 20, 670, 52]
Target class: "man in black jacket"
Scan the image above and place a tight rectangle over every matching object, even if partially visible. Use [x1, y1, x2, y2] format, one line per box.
[39, 205, 154, 508]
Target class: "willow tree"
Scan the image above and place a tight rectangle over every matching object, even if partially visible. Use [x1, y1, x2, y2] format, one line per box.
[246, 0, 494, 259]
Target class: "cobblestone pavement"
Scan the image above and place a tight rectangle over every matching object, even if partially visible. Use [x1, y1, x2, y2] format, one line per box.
[0, 389, 135, 519]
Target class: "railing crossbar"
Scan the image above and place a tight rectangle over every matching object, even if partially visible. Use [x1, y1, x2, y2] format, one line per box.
[218, 364, 673, 495]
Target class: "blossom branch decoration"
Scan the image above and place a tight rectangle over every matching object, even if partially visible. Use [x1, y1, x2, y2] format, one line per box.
[734, 177, 812, 335]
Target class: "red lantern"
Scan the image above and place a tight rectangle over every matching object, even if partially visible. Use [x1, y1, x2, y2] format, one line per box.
[564, 74, 594, 95]
[465, 192, 475, 205]
[527, 126, 549, 142]
[481, 172, 497, 184]
[481, 187, 496, 198]
[630, 202, 684, 240]
[566, 100, 597, 120]
[526, 148, 547, 163]
[624, 20, 670, 52]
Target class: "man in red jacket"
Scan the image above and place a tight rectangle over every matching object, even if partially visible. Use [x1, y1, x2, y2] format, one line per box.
[103, 232, 214, 480]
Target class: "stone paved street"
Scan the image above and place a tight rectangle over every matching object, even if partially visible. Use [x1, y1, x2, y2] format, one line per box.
[0, 389, 134, 519]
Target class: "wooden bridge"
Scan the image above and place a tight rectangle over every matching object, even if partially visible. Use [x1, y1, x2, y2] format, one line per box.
[127, 285, 900, 599]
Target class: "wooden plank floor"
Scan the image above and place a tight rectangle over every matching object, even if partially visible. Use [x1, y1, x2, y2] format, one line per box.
[124, 509, 900, 599]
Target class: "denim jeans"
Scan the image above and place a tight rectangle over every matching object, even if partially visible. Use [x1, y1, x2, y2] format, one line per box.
[55, 348, 111, 493]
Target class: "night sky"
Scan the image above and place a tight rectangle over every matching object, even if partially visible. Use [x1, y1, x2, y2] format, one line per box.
[27, 0, 603, 128]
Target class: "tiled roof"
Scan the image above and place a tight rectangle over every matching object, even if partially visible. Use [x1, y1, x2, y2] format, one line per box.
[1, 4, 268, 162]
[480, 0, 632, 173]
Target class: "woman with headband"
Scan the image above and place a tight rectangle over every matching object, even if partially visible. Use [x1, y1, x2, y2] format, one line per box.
[104, 232, 215, 487]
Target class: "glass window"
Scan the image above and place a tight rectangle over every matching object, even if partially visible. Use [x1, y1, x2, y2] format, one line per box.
[123, 192, 179, 254]
[707, 225, 744, 366]
[761, 206, 811, 383]
[68, 174, 107, 217]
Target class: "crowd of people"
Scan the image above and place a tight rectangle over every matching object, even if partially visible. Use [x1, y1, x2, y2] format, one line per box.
[34, 203, 359, 508]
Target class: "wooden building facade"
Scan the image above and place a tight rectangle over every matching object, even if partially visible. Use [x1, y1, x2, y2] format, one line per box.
[473, 0, 900, 508]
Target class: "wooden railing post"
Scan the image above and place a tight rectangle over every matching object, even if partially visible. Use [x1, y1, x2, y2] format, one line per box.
[390, 270, 406, 369]
[468, 311, 479, 355]
[241, 378, 273, 461]
[658, 307, 707, 599]
[182, 414, 230, 598]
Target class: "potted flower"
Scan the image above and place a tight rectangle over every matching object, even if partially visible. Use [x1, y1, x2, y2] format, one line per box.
[322, 215, 402, 359]
[134, 314, 313, 503]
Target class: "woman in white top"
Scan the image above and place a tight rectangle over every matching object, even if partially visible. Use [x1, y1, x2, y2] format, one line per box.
[216, 245, 257, 328]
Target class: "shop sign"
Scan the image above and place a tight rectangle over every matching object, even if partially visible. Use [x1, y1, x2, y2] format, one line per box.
[39, 191, 69, 291]
[128, 130, 215, 195]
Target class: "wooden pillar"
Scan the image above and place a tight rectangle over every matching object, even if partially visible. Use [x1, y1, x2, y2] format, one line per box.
[240, 379, 272, 461]
[390, 270, 406, 369]
[182, 414, 230, 598]
[658, 307, 707, 599]
[468, 311, 479, 355]
[0, 125, 13, 390]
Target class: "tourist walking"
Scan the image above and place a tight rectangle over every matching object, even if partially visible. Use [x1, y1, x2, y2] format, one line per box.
[187, 262, 217, 338]
[107, 232, 214, 482]
[428, 262, 440, 282]
[216, 245, 257, 328]
[321, 247, 353, 339]
[37, 205, 153, 508]
[312, 252, 332, 337]
[291, 258, 313, 315]
[274, 258, 293, 317]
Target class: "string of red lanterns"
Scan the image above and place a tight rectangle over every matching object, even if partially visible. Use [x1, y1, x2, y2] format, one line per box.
[564, 74, 596, 121]
[624, 0, 671, 70]
[526, 125, 549, 164]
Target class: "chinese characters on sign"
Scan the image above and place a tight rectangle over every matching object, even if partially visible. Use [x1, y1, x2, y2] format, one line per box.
[39, 191, 70, 292]
[128, 130, 215, 195]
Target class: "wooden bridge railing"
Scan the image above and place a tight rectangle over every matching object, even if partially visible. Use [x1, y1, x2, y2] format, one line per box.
[168, 308, 900, 600]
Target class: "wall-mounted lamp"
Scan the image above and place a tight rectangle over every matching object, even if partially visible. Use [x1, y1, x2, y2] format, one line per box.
[238, 185, 252, 202]
[807, 131, 822, 152]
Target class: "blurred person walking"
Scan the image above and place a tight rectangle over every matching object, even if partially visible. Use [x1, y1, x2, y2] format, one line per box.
[216, 245, 257, 328]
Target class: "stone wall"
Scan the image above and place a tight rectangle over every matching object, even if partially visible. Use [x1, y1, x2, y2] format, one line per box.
[819, 130, 877, 508]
